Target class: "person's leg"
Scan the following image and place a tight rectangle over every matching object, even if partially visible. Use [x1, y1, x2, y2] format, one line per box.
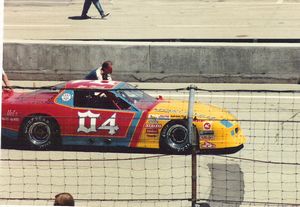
[91, 0, 109, 17]
[91, 0, 104, 16]
[81, 0, 92, 17]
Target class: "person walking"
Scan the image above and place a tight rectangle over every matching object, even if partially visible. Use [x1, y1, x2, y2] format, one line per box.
[85, 60, 113, 81]
[81, 0, 110, 19]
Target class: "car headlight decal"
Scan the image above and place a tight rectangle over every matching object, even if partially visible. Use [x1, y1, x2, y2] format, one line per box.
[220, 119, 233, 128]
[230, 127, 239, 137]
[231, 130, 235, 136]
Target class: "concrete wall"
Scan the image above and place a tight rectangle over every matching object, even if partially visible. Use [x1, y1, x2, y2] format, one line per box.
[3, 40, 300, 83]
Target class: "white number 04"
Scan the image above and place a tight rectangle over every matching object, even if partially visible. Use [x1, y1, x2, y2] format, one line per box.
[77, 111, 119, 135]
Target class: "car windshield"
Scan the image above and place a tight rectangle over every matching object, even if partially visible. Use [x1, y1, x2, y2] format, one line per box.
[117, 83, 156, 109]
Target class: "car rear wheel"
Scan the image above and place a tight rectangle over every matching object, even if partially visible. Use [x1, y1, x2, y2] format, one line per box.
[160, 120, 192, 154]
[22, 116, 59, 149]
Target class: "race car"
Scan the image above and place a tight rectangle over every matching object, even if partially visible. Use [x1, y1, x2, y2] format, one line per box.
[2, 80, 246, 154]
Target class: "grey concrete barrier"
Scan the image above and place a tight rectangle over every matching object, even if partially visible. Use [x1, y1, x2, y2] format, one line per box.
[3, 40, 300, 83]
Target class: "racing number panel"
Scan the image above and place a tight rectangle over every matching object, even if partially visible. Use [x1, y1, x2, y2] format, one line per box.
[55, 89, 139, 146]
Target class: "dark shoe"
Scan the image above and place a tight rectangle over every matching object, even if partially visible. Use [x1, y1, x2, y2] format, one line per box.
[101, 13, 110, 18]
[80, 15, 91, 19]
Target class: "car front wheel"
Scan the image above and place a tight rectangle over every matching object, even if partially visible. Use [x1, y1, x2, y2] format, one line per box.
[160, 120, 192, 154]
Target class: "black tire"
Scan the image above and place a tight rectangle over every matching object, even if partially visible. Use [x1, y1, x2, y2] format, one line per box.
[22, 116, 59, 149]
[160, 120, 192, 154]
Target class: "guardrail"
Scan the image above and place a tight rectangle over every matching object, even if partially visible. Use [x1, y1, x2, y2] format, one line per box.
[3, 41, 300, 83]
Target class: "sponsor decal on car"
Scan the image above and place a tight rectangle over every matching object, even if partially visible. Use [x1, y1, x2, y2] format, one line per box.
[201, 141, 216, 149]
[203, 121, 212, 130]
[153, 109, 182, 114]
[145, 124, 162, 129]
[194, 113, 216, 120]
[2, 117, 20, 122]
[148, 114, 159, 119]
[145, 122, 162, 135]
[171, 115, 184, 118]
[158, 115, 170, 120]
[6, 109, 18, 117]
[148, 114, 170, 120]
[200, 135, 214, 140]
[62, 93, 72, 102]
[199, 129, 215, 140]
[69, 80, 119, 89]
[2, 109, 20, 122]
[146, 128, 159, 134]
[193, 119, 204, 123]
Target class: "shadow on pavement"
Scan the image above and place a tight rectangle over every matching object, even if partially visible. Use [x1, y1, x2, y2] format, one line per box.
[207, 163, 245, 207]
[68, 16, 106, 20]
[68, 16, 89, 20]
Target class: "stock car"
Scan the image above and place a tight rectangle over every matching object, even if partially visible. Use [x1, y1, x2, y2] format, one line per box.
[2, 80, 246, 154]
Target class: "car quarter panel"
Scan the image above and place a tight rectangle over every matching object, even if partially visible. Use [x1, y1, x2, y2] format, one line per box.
[2, 101, 70, 140]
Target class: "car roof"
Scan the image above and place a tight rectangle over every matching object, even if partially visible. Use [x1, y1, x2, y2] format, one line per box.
[64, 80, 123, 90]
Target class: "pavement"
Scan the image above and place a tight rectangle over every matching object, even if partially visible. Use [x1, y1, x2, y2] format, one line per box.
[0, 82, 300, 206]
[4, 0, 300, 40]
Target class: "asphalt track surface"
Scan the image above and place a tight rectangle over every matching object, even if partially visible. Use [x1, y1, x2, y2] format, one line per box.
[4, 0, 300, 40]
[0, 81, 300, 206]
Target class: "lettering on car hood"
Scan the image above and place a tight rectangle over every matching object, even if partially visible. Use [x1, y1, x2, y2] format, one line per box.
[149, 100, 235, 121]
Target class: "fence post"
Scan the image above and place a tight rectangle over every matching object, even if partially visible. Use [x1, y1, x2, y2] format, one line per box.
[188, 85, 197, 207]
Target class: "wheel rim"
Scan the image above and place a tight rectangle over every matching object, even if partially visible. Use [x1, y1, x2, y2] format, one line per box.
[28, 122, 51, 146]
[167, 124, 188, 145]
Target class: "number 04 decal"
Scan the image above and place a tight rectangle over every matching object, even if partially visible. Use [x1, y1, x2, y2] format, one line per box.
[77, 111, 119, 135]
[98, 113, 119, 135]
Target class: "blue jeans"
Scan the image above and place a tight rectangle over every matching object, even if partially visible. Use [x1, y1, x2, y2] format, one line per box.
[81, 0, 104, 16]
